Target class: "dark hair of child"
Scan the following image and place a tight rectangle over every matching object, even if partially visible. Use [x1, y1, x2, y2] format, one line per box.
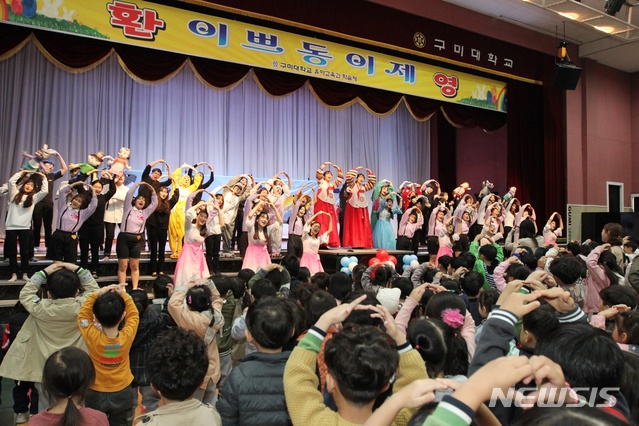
[565, 242, 581, 257]
[599, 250, 623, 287]
[283, 298, 307, 343]
[130, 289, 149, 315]
[600, 286, 639, 310]
[438, 255, 452, 271]
[371, 265, 394, 287]
[460, 271, 484, 297]
[264, 269, 286, 290]
[152, 275, 173, 299]
[352, 265, 367, 291]
[324, 325, 398, 406]
[294, 283, 318, 307]
[619, 351, 639, 426]
[42, 347, 96, 426]
[231, 277, 246, 300]
[186, 285, 213, 313]
[311, 272, 330, 291]
[479, 244, 497, 266]
[147, 328, 208, 401]
[213, 276, 234, 298]
[478, 289, 500, 316]
[615, 311, 639, 345]
[280, 254, 300, 278]
[297, 267, 311, 283]
[420, 267, 438, 284]
[440, 278, 461, 294]
[391, 277, 412, 300]
[625, 240, 638, 252]
[407, 318, 469, 378]
[251, 279, 278, 302]
[536, 323, 623, 403]
[303, 290, 337, 329]
[425, 292, 467, 321]
[521, 301, 559, 346]
[93, 292, 126, 328]
[237, 269, 255, 286]
[462, 252, 476, 269]
[246, 296, 295, 349]
[519, 252, 538, 271]
[342, 291, 383, 328]
[450, 256, 467, 270]
[548, 256, 583, 285]
[506, 263, 530, 281]
[603, 223, 624, 246]
[47, 269, 82, 299]
[329, 272, 352, 301]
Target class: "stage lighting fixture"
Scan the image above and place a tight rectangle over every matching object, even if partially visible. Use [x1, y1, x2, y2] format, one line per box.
[605, 0, 626, 15]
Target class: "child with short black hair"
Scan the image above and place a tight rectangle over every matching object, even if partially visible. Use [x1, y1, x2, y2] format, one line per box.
[460, 271, 484, 326]
[28, 347, 108, 426]
[217, 297, 294, 425]
[78, 283, 139, 425]
[128, 287, 175, 418]
[137, 328, 221, 425]
[0, 263, 99, 413]
[213, 276, 237, 391]
[284, 296, 428, 425]
[328, 272, 352, 303]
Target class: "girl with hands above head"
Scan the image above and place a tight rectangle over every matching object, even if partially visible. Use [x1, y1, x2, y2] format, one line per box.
[300, 211, 333, 275]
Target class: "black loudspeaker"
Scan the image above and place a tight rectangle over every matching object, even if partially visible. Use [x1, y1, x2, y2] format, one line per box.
[553, 62, 582, 90]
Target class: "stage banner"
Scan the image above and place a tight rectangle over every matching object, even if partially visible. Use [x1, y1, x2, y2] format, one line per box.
[1, 0, 507, 111]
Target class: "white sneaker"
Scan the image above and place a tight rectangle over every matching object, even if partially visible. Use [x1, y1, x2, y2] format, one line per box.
[15, 412, 28, 424]
[102, 256, 110, 262]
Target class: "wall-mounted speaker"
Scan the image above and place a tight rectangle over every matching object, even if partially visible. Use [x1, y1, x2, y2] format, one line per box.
[552, 62, 582, 90]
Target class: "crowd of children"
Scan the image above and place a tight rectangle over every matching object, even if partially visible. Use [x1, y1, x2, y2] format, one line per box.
[2, 153, 639, 425]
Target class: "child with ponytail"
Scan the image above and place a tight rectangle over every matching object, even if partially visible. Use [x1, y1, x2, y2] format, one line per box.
[408, 318, 469, 383]
[585, 243, 625, 314]
[29, 347, 108, 426]
[168, 278, 224, 405]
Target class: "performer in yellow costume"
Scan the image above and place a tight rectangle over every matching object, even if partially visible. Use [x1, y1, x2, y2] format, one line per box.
[168, 163, 202, 258]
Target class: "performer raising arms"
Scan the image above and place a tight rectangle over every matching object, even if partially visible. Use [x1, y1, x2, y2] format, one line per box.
[168, 163, 202, 258]
[343, 167, 376, 249]
[315, 162, 343, 247]
[300, 212, 333, 275]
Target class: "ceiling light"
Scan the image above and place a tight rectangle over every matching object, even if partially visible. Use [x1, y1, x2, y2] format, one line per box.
[594, 25, 616, 31]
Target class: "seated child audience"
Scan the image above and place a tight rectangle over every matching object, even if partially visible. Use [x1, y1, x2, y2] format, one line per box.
[217, 296, 295, 425]
[2, 302, 39, 423]
[128, 288, 175, 418]
[283, 295, 428, 425]
[0, 262, 99, 412]
[168, 278, 223, 405]
[28, 347, 108, 426]
[78, 283, 139, 426]
[136, 328, 222, 425]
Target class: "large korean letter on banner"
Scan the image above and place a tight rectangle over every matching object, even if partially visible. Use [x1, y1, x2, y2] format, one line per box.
[2, 0, 507, 112]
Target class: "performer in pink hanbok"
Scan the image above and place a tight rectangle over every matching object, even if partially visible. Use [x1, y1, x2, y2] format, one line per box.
[300, 212, 333, 275]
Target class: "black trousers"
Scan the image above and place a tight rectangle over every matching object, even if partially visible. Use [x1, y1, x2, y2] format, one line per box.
[5, 229, 31, 275]
[79, 223, 104, 272]
[205, 233, 221, 274]
[147, 224, 168, 273]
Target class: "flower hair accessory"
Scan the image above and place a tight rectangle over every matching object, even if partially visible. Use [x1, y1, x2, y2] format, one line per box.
[441, 308, 464, 329]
